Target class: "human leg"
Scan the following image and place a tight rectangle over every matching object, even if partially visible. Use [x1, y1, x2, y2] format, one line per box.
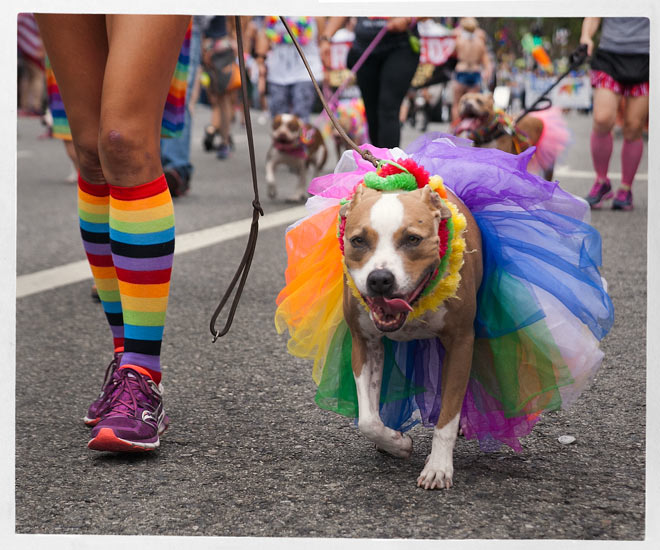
[350, 49, 383, 146]
[267, 82, 292, 117]
[162, 18, 202, 184]
[585, 86, 619, 207]
[375, 46, 419, 148]
[35, 14, 126, 427]
[613, 93, 648, 210]
[86, 15, 189, 450]
[451, 79, 467, 123]
[216, 91, 233, 159]
[290, 81, 317, 122]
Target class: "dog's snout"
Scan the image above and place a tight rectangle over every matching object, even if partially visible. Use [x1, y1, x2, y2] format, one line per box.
[367, 269, 395, 296]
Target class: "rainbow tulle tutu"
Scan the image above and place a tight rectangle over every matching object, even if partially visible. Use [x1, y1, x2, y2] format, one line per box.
[275, 133, 614, 452]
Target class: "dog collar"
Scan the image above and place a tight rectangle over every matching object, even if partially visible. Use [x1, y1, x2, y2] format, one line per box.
[273, 125, 319, 158]
[338, 158, 467, 318]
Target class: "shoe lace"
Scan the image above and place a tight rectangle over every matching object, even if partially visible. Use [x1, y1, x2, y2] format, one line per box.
[97, 368, 158, 418]
[100, 353, 121, 391]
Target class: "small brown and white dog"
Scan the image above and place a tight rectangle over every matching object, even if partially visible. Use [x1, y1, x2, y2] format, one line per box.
[266, 114, 328, 203]
[453, 92, 569, 181]
[341, 184, 482, 489]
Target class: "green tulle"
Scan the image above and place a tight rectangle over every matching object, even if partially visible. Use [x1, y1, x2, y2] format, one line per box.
[314, 321, 427, 418]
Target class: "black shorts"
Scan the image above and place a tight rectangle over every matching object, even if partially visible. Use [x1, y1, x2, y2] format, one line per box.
[590, 48, 649, 85]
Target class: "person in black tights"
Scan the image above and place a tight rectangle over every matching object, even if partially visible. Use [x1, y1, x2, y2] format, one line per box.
[320, 17, 420, 149]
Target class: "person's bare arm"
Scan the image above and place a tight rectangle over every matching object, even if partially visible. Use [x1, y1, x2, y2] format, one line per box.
[319, 16, 348, 68]
[481, 45, 493, 83]
[580, 17, 601, 56]
[255, 28, 269, 96]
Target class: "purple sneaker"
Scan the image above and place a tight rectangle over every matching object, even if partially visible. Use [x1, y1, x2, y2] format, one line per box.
[612, 188, 633, 211]
[585, 179, 613, 209]
[83, 348, 123, 426]
[88, 366, 169, 452]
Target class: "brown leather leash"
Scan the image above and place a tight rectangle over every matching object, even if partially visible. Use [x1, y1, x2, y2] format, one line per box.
[209, 16, 264, 341]
[209, 16, 382, 340]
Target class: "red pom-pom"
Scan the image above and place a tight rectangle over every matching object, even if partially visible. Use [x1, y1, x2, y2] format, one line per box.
[378, 158, 430, 188]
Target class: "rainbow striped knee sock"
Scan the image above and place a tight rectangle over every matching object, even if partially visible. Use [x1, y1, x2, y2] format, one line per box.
[109, 175, 175, 384]
[78, 177, 124, 350]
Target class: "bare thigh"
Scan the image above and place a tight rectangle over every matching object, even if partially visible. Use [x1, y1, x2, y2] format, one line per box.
[591, 86, 620, 134]
[99, 14, 191, 186]
[34, 14, 108, 184]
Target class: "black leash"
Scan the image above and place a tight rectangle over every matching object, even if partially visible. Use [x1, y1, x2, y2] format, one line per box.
[209, 16, 264, 341]
[515, 44, 588, 124]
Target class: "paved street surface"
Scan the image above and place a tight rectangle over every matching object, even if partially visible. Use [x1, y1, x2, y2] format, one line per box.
[13, 105, 649, 545]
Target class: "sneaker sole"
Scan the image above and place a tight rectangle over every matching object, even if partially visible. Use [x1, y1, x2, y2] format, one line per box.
[83, 415, 100, 427]
[587, 191, 613, 209]
[88, 427, 160, 452]
[88, 417, 169, 452]
[612, 203, 633, 211]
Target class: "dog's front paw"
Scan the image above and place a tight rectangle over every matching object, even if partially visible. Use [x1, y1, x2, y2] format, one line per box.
[267, 183, 277, 200]
[416, 455, 453, 490]
[374, 431, 413, 459]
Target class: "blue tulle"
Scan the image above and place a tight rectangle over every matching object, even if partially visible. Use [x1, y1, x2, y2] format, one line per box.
[408, 133, 614, 340]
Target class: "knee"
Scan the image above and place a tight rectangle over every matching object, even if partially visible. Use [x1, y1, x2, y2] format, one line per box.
[623, 120, 644, 142]
[592, 110, 616, 134]
[75, 139, 105, 185]
[97, 124, 155, 182]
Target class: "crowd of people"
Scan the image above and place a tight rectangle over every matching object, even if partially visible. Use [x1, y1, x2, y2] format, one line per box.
[18, 14, 648, 454]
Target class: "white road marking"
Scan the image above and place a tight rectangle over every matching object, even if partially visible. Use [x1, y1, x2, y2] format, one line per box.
[554, 166, 648, 181]
[16, 205, 308, 298]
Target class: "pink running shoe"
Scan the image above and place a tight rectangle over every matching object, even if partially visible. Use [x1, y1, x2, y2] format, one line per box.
[585, 179, 613, 209]
[88, 366, 169, 452]
[611, 188, 633, 211]
[83, 348, 123, 426]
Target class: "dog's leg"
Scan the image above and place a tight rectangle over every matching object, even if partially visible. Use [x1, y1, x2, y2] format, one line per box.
[417, 328, 474, 490]
[543, 163, 554, 181]
[286, 159, 308, 203]
[352, 333, 413, 459]
[265, 150, 277, 199]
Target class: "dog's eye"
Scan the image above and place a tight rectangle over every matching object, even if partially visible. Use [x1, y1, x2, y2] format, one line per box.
[350, 236, 366, 248]
[405, 234, 422, 246]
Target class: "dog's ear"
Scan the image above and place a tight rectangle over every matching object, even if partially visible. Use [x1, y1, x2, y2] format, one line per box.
[272, 114, 282, 130]
[421, 185, 451, 221]
[484, 93, 495, 111]
[340, 184, 366, 219]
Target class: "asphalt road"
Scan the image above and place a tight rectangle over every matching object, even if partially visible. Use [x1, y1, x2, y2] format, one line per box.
[12, 105, 649, 545]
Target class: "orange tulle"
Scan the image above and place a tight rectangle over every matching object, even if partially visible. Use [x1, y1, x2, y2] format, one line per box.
[275, 205, 345, 384]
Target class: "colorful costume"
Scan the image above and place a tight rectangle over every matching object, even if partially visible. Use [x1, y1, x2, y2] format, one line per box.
[275, 133, 614, 452]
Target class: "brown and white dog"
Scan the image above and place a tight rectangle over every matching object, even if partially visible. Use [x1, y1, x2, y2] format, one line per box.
[341, 184, 482, 489]
[454, 92, 568, 180]
[266, 114, 328, 203]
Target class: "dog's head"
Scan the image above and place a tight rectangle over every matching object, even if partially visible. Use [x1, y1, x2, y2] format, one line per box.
[341, 185, 451, 332]
[271, 113, 303, 146]
[454, 92, 494, 135]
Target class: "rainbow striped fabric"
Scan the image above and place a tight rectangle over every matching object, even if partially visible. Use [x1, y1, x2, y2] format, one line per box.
[161, 19, 192, 138]
[109, 175, 174, 383]
[78, 178, 124, 349]
[45, 58, 72, 140]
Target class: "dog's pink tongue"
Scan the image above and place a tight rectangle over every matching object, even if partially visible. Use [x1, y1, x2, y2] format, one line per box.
[454, 117, 480, 135]
[374, 297, 413, 314]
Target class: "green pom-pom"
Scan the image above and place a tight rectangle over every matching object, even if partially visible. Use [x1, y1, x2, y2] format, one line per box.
[364, 171, 417, 192]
